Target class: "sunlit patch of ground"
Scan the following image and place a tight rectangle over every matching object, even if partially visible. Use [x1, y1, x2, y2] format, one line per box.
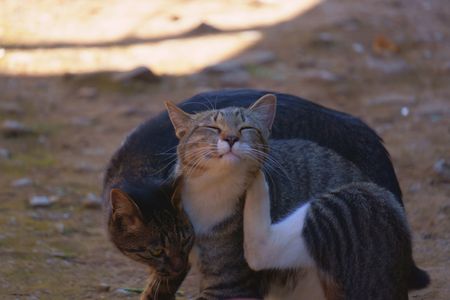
[0, 0, 320, 75]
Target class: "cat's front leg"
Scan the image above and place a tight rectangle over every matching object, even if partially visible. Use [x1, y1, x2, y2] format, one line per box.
[244, 171, 314, 270]
[243, 170, 272, 271]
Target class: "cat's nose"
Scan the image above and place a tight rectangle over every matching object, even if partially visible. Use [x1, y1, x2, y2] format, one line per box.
[223, 135, 239, 147]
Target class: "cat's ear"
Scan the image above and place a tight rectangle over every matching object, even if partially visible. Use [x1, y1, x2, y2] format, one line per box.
[110, 188, 143, 222]
[249, 94, 277, 130]
[165, 101, 193, 139]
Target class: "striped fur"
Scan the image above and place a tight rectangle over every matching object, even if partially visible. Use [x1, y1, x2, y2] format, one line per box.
[302, 182, 412, 300]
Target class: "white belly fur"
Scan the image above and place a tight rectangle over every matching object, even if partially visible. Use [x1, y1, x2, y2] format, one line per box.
[265, 268, 326, 300]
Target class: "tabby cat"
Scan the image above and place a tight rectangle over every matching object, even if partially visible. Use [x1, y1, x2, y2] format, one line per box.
[103, 89, 411, 299]
[166, 94, 428, 299]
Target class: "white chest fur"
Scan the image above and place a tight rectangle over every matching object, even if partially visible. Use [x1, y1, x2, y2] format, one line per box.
[181, 167, 248, 235]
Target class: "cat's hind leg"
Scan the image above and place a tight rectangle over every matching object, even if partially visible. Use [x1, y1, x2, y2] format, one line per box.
[302, 182, 411, 300]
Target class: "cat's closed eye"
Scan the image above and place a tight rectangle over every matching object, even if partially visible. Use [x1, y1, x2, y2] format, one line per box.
[239, 126, 255, 133]
[203, 126, 221, 133]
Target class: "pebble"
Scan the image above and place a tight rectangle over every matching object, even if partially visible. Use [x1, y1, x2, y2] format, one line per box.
[2, 120, 34, 138]
[29, 196, 55, 208]
[96, 283, 111, 293]
[433, 159, 450, 181]
[187, 22, 222, 36]
[352, 43, 365, 54]
[83, 193, 103, 209]
[11, 177, 33, 187]
[115, 288, 135, 296]
[400, 107, 410, 117]
[112, 66, 161, 84]
[311, 32, 336, 47]
[0, 148, 11, 159]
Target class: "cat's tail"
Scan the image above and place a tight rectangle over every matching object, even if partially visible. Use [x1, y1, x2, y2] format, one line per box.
[408, 264, 430, 290]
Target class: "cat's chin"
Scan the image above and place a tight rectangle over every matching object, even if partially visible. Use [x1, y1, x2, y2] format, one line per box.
[219, 152, 241, 165]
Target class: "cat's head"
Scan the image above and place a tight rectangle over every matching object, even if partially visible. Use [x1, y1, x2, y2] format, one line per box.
[107, 187, 193, 278]
[165, 94, 277, 177]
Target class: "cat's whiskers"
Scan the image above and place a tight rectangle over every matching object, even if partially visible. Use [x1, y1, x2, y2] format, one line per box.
[150, 142, 215, 178]
[241, 147, 291, 182]
[183, 149, 213, 179]
[153, 277, 162, 300]
[157, 141, 204, 156]
[180, 101, 215, 111]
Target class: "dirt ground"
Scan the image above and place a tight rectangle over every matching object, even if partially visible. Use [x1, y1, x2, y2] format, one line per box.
[0, 0, 449, 299]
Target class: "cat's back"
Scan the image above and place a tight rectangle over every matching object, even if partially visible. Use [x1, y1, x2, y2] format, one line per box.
[265, 139, 366, 221]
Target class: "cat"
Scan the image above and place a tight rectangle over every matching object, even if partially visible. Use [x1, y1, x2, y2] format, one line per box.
[165, 94, 429, 299]
[244, 170, 426, 299]
[103, 88, 405, 299]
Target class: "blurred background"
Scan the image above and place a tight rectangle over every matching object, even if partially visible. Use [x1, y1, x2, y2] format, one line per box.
[0, 0, 449, 299]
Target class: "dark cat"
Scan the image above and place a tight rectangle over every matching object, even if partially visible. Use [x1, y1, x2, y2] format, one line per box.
[103, 89, 409, 299]
[166, 94, 429, 299]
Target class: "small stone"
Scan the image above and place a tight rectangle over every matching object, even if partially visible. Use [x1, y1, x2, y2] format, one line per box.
[0, 148, 11, 159]
[2, 120, 34, 138]
[408, 183, 422, 193]
[29, 196, 54, 208]
[400, 107, 410, 117]
[78, 86, 98, 99]
[352, 43, 365, 54]
[11, 178, 33, 187]
[433, 159, 450, 181]
[219, 70, 251, 87]
[311, 32, 336, 47]
[187, 22, 222, 36]
[115, 288, 134, 295]
[96, 283, 111, 293]
[83, 193, 102, 209]
[112, 66, 161, 84]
